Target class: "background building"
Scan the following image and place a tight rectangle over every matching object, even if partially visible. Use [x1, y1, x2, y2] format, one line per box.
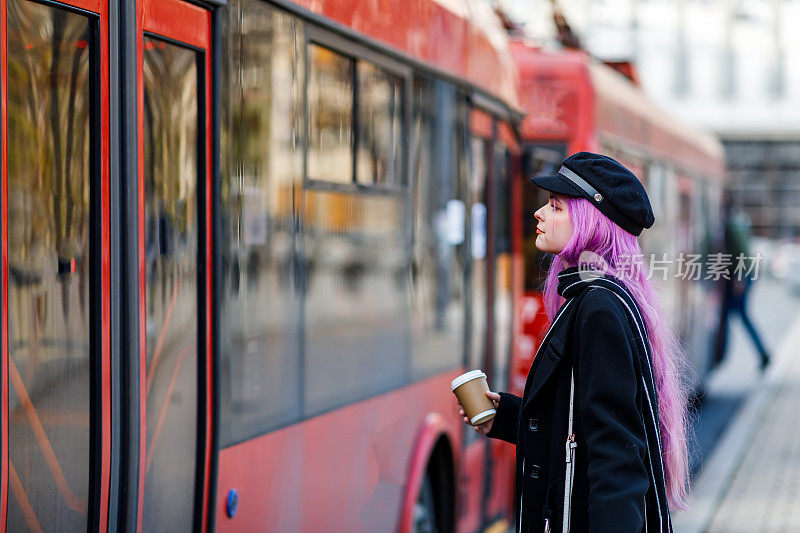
[502, 0, 800, 238]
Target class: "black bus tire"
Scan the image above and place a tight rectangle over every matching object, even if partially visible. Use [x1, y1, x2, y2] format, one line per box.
[414, 471, 439, 533]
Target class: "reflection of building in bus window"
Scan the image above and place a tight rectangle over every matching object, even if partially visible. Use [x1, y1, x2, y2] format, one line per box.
[7, 1, 92, 529]
[308, 44, 353, 183]
[469, 136, 489, 371]
[304, 47, 410, 416]
[219, 0, 304, 445]
[303, 190, 408, 415]
[357, 61, 403, 187]
[409, 77, 466, 381]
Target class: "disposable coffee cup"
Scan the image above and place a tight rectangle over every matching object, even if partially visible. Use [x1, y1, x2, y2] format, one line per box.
[451, 370, 496, 426]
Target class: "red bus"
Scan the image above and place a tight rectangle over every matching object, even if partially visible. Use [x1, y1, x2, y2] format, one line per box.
[0, 0, 730, 531]
[1, 0, 524, 531]
[510, 41, 728, 396]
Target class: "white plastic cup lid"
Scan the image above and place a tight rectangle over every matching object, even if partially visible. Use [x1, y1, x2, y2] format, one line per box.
[451, 369, 487, 391]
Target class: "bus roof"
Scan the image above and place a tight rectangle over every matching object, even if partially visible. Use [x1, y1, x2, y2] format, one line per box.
[512, 40, 725, 181]
[511, 41, 593, 145]
[590, 62, 725, 181]
[290, 0, 521, 111]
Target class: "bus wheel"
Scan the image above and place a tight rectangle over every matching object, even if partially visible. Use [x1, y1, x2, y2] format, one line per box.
[413, 472, 439, 533]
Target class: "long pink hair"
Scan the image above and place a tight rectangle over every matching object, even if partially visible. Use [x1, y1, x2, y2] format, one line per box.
[541, 195, 691, 510]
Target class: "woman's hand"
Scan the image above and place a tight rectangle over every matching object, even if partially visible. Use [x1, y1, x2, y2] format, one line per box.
[457, 391, 501, 435]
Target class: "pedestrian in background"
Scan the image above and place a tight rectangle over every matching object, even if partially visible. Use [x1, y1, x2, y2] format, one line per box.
[457, 152, 689, 532]
[713, 193, 771, 371]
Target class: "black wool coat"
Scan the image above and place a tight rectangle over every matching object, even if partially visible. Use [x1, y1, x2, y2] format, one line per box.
[487, 266, 673, 533]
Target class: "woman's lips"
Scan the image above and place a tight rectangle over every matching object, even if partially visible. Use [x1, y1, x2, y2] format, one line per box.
[536, 228, 544, 234]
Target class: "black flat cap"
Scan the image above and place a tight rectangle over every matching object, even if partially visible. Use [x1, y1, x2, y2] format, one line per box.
[530, 151, 655, 236]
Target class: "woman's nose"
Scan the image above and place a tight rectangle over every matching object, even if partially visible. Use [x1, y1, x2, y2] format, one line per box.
[534, 207, 544, 221]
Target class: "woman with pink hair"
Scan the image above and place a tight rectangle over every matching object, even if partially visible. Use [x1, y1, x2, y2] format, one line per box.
[458, 152, 689, 532]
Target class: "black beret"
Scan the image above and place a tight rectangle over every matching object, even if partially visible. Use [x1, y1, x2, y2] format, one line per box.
[530, 151, 655, 236]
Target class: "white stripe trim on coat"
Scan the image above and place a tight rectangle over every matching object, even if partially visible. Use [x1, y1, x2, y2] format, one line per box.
[556, 275, 672, 528]
[584, 281, 670, 527]
[642, 375, 665, 533]
[584, 288, 666, 532]
[579, 277, 664, 452]
[520, 296, 580, 533]
[591, 279, 666, 460]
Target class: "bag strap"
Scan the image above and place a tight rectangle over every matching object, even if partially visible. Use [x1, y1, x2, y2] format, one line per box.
[558, 282, 651, 533]
[562, 369, 578, 533]
[557, 289, 592, 533]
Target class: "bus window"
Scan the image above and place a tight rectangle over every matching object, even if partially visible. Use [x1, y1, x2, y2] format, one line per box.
[142, 35, 200, 528]
[409, 78, 466, 379]
[646, 163, 665, 220]
[356, 61, 403, 187]
[302, 190, 408, 416]
[304, 37, 411, 417]
[521, 144, 565, 291]
[7, 2, 93, 529]
[639, 162, 670, 260]
[307, 44, 354, 184]
[468, 136, 489, 371]
[493, 144, 513, 392]
[219, 0, 303, 445]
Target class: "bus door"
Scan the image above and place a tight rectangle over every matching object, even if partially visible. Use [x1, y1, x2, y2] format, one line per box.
[485, 122, 517, 521]
[3, 0, 111, 530]
[137, 0, 212, 530]
[515, 143, 566, 396]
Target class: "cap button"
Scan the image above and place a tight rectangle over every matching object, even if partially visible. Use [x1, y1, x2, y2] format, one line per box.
[594, 193, 603, 202]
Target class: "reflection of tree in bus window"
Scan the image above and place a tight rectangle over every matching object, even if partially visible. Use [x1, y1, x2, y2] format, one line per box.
[219, 1, 304, 444]
[7, 1, 93, 530]
[142, 35, 199, 531]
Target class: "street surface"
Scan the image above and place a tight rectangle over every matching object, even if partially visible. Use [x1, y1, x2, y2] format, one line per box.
[675, 273, 800, 532]
[688, 274, 800, 478]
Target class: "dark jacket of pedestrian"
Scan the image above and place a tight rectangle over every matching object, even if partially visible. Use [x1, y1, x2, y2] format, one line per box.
[487, 267, 673, 532]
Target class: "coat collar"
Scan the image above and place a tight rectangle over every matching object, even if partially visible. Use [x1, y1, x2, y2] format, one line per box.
[557, 265, 617, 299]
[523, 268, 614, 411]
[525, 265, 641, 409]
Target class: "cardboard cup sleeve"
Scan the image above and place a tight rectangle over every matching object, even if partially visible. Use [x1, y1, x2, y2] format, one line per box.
[451, 370, 496, 426]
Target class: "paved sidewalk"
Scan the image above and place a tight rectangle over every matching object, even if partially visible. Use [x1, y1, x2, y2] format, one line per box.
[705, 318, 800, 533]
[674, 301, 800, 532]
[686, 276, 800, 479]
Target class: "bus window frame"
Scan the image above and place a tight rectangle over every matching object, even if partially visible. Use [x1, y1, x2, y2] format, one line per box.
[136, 0, 213, 529]
[303, 24, 412, 196]
[1, 0, 111, 530]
